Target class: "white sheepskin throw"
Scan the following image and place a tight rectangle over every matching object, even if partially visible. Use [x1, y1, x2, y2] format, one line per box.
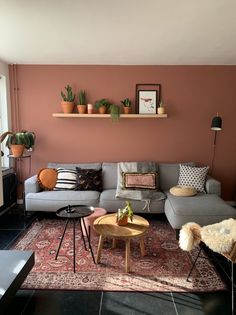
[200, 218, 236, 254]
[179, 222, 201, 251]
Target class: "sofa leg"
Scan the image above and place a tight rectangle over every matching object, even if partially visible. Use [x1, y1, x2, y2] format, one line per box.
[175, 229, 180, 240]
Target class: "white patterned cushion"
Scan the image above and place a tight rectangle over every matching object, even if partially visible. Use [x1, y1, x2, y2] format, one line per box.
[178, 164, 209, 192]
[54, 168, 77, 190]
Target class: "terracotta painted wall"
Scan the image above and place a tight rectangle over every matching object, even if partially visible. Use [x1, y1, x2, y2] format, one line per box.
[9, 65, 236, 200]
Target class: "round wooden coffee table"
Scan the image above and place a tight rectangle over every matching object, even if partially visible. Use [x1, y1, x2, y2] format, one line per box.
[93, 213, 149, 272]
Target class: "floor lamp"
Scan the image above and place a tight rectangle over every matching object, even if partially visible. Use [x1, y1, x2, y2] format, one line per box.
[210, 114, 222, 173]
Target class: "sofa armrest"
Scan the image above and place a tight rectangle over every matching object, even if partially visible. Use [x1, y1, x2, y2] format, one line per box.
[205, 176, 221, 196]
[24, 175, 40, 195]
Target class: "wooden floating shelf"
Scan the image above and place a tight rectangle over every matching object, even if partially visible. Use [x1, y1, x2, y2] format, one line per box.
[52, 113, 167, 119]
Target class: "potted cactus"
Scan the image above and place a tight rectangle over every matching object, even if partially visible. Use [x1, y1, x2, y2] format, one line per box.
[5, 130, 36, 157]
[77, 90, 87, 114]
[61, 85, 75, 113]
[121, 98, 132, 114]
[116, 201, 134, 226]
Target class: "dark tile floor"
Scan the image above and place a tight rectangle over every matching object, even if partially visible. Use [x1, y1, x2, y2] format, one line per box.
[0, 207, 234, 315]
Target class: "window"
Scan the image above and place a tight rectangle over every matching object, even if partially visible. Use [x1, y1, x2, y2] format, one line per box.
[0, 74, 9, 168]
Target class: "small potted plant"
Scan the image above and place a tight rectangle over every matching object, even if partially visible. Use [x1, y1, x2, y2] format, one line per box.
[5, 130, 36, 157]
[95, 99, 111, 114]
[61, 85, 75, 114]
[77, 90, 87, 114]
[121, 98, 132, 114]
[116, 201, 134, 226]
[157, 100, 165, 115]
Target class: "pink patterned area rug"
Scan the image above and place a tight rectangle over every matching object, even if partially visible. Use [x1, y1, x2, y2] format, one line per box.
[12, 218, 226, 292]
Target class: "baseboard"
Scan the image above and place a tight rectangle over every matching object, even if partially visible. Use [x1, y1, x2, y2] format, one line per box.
[17, 199, 24, 205]
[226, 200, 236, 207]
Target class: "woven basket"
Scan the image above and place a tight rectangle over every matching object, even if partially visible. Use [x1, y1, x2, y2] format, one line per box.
[170, 185, 197, 197]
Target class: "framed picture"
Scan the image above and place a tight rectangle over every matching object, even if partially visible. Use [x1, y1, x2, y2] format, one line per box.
[138, 90, 157, 114]
[135, 84, 161, 114]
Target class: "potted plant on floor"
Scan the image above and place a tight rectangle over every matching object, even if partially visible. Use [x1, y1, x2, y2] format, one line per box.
[95, 99, 111, 114]
[116, 201, 134, 226]
[5, 130, 36, 157]
[121, 98, 132, 114]
[61, 85, 75, 113]
[77, 90, 87, 114]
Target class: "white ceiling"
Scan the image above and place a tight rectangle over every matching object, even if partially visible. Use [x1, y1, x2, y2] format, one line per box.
[0, 0, 236, 65]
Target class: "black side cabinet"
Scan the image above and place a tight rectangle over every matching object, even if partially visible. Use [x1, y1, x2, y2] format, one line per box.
[0, 172, 17, 213]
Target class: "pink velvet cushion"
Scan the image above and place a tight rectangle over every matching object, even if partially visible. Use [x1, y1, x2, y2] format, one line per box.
[122, 172, 157, 190]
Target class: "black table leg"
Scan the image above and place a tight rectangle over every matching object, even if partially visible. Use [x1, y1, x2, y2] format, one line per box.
[78, 218, 87, 251]
[55, 219, 69, 260]
[81, 217, 96, 264]
[73, 219, 76, 273]
[187, 245, 202, 282]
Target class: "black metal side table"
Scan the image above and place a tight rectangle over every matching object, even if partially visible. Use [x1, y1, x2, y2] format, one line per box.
[55, 205, 96, 273]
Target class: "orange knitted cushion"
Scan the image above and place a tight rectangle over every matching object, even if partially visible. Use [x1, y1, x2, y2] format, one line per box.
[37, 168, 57, 190]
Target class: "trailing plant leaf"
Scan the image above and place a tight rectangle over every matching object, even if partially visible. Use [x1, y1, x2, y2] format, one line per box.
[109, 104, 120, 122]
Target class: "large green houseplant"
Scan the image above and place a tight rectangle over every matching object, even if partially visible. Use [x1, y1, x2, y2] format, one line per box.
[61, 85, 75, 114]
[5, 130, 35, 157]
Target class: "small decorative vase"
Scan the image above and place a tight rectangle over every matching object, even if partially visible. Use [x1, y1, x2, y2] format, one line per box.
[61, 101, 74, 114]
[117, 215, 128, 226]
[157, 107, 165, 114]
[77, 105, 87, 114]
[98, 106, 106, 114]
[11, 144, 24, 157]
[123, 107, 131, 114]
[87, 104, 93, 114]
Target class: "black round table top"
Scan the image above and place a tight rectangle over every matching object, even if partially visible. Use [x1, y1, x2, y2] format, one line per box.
[56, 205, 94, 219]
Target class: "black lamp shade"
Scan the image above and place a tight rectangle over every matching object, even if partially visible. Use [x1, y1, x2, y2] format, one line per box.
[211, 116, 222, 131]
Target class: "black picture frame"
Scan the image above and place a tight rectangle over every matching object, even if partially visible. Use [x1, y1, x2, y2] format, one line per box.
[135, 84, 161, 114]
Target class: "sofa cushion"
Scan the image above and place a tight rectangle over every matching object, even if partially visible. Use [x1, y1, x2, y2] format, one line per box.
[26, 190, 100, 212]
[178, 164, 209, 192]
[164, 192, 236, 229]
[159, 162, 195, 191]
[54, 168, 77, 190]
[99, 189, 166, 213]
[37, 168, 57, 190]
[76, 167, 102, 192]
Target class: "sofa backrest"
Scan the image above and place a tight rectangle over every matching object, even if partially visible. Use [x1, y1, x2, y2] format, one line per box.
[159, 162, 195, 191]
[47, 162, 102, 170]
[102, 162, 118, 189]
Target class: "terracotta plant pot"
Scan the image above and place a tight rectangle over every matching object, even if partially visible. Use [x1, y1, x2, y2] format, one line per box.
[11, 144, 24, 157]
[77, 105, 87, 114]
[117, 215, 128, 226]
[123, 107, 131, 114]
[61, 101, 74, 114]
[98, 106, 107, 114]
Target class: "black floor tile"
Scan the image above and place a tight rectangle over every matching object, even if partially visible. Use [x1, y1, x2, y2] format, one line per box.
[2, 289, 35, 315]
[101, 292, 176, 315]
[20, 290, 102, 315]
[173, 291, 232, 315]
[0, 229, 23, 249]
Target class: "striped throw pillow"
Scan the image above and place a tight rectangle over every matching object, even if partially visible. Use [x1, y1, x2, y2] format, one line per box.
[54, 168, 77, 190]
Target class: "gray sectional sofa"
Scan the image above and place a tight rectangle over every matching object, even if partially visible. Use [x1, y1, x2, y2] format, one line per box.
[24, 162, 236, 230]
